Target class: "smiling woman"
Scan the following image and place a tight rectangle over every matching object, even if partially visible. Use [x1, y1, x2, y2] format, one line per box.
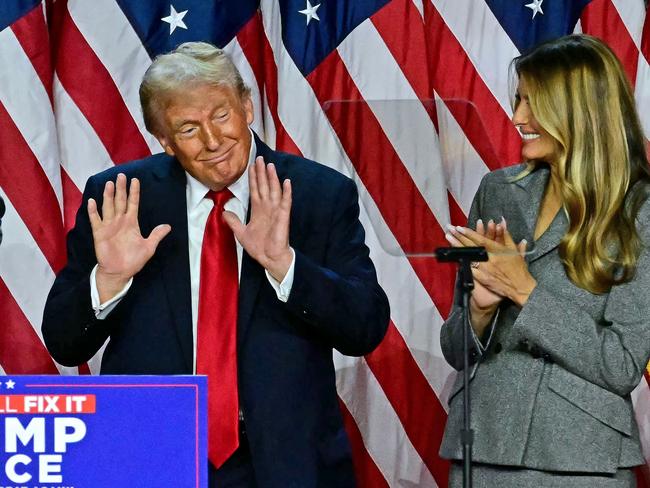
[511, 34, 649, 294]
[511, 78, 559, 165]
[441, 34, 650, 488]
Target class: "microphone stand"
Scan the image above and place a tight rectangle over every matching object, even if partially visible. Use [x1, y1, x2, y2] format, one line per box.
[435, 246, 488, 488]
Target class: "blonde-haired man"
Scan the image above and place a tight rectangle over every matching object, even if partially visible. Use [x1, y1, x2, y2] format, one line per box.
[43, 42, 389, 487]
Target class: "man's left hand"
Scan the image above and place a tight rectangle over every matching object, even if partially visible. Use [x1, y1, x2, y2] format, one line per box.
[223, 156, 293, 282]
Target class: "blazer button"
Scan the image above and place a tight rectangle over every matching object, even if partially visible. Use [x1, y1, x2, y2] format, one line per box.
[493, 342, 502, 354]
[529, 346, 542, 359]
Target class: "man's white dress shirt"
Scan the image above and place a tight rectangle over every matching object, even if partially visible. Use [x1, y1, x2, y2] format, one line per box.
[90, 132, 295, 371]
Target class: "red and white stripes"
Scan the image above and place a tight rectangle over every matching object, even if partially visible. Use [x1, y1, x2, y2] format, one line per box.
[1, 1, 649, 486]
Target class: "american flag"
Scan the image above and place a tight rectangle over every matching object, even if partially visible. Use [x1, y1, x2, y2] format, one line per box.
[1, 0, 649, 485]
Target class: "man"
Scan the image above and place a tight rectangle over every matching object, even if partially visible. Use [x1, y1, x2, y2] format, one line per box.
[42, 42, 389, 487]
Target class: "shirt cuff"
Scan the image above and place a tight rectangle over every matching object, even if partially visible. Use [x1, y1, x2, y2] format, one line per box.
[90, 265, 133, 319]
[265, 248, 295, 303]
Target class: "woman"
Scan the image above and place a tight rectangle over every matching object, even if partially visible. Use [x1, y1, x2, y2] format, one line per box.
[440, 34, 650, 487]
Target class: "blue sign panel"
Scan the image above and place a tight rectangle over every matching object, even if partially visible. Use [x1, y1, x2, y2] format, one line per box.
[0, 375, 206, 487]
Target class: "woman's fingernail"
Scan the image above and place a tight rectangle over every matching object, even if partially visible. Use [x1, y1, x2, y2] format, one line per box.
[455, 226, 466, 234]
[476, 218, 483, 226]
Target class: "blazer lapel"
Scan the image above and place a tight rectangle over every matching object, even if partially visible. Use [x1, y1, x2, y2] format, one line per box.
[527, 209, 568, 263]
[237, 254, 265, 352]
[509, 165, 567, 263]
[236, 134, 277, 350]
[509, 166, 548, 244]
[147, 156, 194, 372]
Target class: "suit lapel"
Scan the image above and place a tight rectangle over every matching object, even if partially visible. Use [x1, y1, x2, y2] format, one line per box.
[509, 165, 567, 263]
[509, 166, 548, 243]
[147, 156, 194, 372]
[527, 208, 567, 262]
[238, 254, 265, 351]
[236, 135, 278, 350]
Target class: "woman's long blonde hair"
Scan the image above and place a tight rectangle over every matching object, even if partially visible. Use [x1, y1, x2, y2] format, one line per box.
[513, 34, 650, 293]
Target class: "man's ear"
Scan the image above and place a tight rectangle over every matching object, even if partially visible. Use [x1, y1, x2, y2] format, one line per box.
[155, 134, 176, 157]
[243, 96, 254, 125]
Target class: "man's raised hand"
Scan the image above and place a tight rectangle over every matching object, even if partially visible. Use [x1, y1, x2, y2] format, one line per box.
[223, 157, 293, 282]
[88, 173, 171, 302]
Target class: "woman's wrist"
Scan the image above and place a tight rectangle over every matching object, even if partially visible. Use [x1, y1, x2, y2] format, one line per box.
[511, 276, 538, 307]
[469, 299, 498, 337]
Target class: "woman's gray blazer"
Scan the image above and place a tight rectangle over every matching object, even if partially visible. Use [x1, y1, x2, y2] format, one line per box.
[439, 163, 650, 473]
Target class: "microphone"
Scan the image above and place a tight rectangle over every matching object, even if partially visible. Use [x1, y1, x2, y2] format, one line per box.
[434, 246, 488, 263]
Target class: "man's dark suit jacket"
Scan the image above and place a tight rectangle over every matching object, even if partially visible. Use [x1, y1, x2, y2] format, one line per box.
[42, 135, 390, 487]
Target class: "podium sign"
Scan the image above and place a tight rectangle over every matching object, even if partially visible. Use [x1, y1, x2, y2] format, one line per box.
[0, 375, 206, 488]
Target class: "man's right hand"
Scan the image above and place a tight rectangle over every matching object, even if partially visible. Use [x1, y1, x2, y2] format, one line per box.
[88, 173, 171, 303]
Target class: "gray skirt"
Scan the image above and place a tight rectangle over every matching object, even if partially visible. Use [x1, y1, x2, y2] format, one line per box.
[449, 462, 636, 488]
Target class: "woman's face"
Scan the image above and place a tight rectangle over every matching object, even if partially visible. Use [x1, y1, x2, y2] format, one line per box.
[512, 78, 559, 165]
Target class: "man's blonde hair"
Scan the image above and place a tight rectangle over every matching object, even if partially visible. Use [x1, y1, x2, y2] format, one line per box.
[139, 42, 251, 135]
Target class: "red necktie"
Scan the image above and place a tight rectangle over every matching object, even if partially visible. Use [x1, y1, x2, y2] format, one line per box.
[197, 189, 239, 468]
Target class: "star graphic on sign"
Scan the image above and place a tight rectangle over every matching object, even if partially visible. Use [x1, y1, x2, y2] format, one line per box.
[525, 0, 544, 19]
[299, 0, 321, 25]
[5, 379, 15, 389]
[161, 5, 188, 34]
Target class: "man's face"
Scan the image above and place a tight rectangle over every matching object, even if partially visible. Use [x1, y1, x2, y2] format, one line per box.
[155, 83, 254, 191]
